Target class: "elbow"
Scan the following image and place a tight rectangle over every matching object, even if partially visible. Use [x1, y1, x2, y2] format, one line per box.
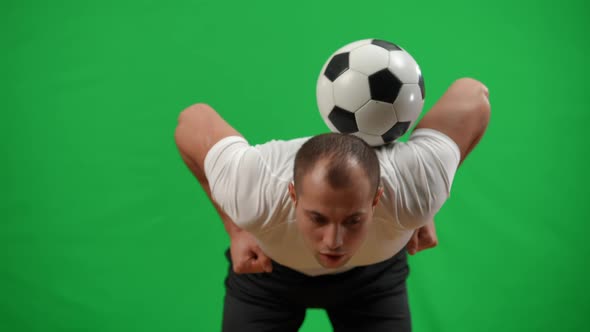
[476, 86, 491, 138]
[457, 78, 491, 161]
[472, 90, 491, 139]
[174, 104, 205, 157]
[454, 77, 491, 133]
[474, 81, 491, 132]
[174, 103, 214, 143]
[177, 103, 214, 125]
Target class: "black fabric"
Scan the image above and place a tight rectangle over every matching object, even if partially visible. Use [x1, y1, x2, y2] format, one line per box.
[222, 249, 411, 332]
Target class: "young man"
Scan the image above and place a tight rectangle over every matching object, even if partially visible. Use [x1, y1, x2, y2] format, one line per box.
[175, 78, 490, 331]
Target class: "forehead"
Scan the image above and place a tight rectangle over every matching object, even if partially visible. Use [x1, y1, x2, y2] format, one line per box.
[300, 158, 368, 188]
[297, 163, 372, 211]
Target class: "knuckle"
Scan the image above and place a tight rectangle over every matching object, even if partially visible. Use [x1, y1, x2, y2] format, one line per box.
[233, 263, 246, 274]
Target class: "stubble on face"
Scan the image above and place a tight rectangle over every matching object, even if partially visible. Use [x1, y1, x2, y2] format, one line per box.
[290, 159, 379, 269]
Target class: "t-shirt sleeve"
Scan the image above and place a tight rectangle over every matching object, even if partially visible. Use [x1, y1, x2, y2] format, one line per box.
[378, 128, 461, 230]
[203, 136, 284, 232]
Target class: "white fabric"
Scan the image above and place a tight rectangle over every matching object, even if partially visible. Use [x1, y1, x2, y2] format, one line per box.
[204, 129, 460, 276]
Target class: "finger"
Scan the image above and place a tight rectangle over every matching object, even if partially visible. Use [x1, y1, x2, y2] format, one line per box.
[232, 249, 259, 274]
[252, 246, 273, 273]
[235, 258, 265, 274]
[407, 231, 419, 255]
[233, 257, 252, 274]
[233, 261, 248, 274]
[417, 230, 438, 252]
[420, 226, 437, 244]
[258, 255, 273, 273]
[231, 250, 253, 274]
[237, 247, 271, 274]
[247, 258, 269, 274]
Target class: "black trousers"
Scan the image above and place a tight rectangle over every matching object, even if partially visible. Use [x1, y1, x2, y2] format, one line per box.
[222, 249, 411, 332]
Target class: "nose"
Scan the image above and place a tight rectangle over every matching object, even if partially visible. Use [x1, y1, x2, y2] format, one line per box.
[324, 223, 343, 250]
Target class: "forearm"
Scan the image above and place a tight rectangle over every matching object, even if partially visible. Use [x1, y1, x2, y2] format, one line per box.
[216, 203, 243, 238]
[177, 149, 243, 238]
[175, 104, 255, 240]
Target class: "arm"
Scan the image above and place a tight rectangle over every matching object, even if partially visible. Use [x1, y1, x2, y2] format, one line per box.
[174, 103, 272, 273]
[174, 103, 243, 237]
[406, 218, 438, 255]
[403, 78, 490, 246]
[415, 77, 491, 165]
[379, 78, 490, 230]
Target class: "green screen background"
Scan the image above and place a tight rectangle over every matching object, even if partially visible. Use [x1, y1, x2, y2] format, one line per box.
[2, 0, 588, 331]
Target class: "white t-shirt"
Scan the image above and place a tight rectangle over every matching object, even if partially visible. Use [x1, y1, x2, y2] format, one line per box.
[204, 129, 460, 276]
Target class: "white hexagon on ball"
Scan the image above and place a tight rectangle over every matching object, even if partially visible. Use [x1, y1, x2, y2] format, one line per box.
[333, 39, 372, 55]
[333, 70, 371, 112]
[349, 44, 390, 76]
[393, 84, 424, 122]
[355, 100, 398, 136]
[388, 51, 420, 84]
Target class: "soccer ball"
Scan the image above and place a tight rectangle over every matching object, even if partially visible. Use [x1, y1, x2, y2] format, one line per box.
[316, 39, 425, 146]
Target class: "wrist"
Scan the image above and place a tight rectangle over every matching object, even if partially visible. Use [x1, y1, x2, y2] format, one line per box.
[227, 227, 243, 239]
[223, 219, 243, 239]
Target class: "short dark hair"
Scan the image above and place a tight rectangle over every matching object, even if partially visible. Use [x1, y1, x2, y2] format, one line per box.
[293, 133, 380, 195]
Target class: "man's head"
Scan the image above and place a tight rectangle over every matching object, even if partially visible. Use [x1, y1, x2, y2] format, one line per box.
[289, 133, 383, 269]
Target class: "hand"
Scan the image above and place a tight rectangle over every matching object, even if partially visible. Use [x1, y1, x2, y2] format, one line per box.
[407, 219, 438, 255]
[229, 231, 273, 274]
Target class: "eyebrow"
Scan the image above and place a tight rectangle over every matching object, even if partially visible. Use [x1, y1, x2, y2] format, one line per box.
[304, 210, 365, 219]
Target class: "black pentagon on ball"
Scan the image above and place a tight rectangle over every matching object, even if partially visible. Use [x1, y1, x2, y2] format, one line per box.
[382, 121, 411, 142]
[368, 69, 403, 104]
[371, 39, 402, 51]
[328, 106, 358, 133]
[324, 53, 349, 82]
[418, 73, 425, 100]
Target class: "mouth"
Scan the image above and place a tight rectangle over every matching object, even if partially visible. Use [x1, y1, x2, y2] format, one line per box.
[319, 253, 346, 266]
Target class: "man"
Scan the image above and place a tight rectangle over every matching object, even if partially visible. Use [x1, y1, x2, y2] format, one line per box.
[175, 78, 490, 331]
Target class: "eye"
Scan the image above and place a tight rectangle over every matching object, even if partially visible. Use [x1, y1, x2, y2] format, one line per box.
[310, 214, 327, 225]
[344, 218, 362, 227]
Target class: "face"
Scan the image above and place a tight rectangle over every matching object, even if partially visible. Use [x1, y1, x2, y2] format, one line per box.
[289, 161, 382, 269]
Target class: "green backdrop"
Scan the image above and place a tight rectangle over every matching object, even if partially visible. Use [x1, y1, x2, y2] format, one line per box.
[2, 0, 588, 331]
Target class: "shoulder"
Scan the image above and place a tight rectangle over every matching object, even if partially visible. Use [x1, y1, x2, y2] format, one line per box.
[375, 128, 460, 166]
[407, 128, 461, 158]
[203, 135, 308, 230]
[252, 136, 311, 154]
[204, 136, 311, 179]
[203, 136, 249, 170]
[375, 128, 462, 229]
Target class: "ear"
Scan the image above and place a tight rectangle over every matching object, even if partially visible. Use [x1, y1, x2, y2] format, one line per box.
[372, 186, 384, 207]
[288, 182, 297, 204]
